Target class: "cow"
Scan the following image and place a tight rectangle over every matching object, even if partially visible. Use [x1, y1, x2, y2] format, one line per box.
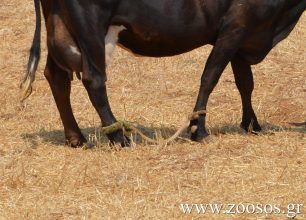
[20, 0, 305, 147]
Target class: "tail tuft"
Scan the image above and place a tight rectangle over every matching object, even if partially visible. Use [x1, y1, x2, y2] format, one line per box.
[20, 55, 39, 102]
[20, 0, 41, 102]
[20, 76, 32, 102]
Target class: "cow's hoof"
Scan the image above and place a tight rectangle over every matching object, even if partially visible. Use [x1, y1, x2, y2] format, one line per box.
[190, 126, 210, 143]
[83, 142, 96, 149]
[66, 135, 87, 148]
[191, 133, 210, 143]
[240, 121, 262, 134]
[107, 131, 130, 147]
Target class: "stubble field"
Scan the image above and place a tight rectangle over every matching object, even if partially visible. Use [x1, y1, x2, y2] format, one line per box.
[0, 1, 305, 219]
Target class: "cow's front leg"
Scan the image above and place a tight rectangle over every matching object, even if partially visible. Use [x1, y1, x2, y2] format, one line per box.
[231, 56, 261, 133]
[191, 26, 246, 142]
[44, 56, 86, 147]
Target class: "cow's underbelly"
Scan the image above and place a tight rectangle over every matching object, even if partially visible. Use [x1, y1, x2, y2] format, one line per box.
[114, 16, 211, 57]
[117, 28, 208, 57]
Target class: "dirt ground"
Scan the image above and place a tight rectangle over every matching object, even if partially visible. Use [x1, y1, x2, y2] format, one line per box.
[0, 1, 305, 219]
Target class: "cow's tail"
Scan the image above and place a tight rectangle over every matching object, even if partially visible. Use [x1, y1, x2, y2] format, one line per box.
[20, 0, 41, 102]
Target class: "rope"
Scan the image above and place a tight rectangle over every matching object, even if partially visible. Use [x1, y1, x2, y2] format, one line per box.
[101, 110, 207, 145]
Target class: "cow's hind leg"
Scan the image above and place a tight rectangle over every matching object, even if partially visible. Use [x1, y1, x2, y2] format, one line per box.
[81, 75, 130, 147]
[60, 2, 129, 147]
[231, 56, 261, 133]
[44, 56, 86, 147]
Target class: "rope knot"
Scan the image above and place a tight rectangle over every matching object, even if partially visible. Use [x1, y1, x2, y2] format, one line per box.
[189, 110, 207, 120]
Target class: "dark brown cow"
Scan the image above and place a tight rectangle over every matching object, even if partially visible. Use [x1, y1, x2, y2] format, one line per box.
[21, 0, 306, 147]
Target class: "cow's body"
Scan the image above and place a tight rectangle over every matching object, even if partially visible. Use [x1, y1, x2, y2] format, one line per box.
[21, 0, 305, 147]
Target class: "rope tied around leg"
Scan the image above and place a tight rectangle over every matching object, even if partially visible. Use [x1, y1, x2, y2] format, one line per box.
[100, 110, 207, 145]
[188, 110, 207, 120]
[101, 121, 133, 137]
[188, 110, 207, 134]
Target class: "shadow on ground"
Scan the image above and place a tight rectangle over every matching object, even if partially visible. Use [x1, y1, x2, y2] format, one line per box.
[210, 121, 305, 136]
[21, 121, 305, 148]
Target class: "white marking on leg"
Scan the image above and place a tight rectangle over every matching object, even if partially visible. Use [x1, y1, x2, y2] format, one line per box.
[70, 45, 81, 56]
[105, 25, 126, 66]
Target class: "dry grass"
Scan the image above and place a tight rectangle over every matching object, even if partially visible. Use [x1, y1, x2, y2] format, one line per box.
[0, 1, 305, 219]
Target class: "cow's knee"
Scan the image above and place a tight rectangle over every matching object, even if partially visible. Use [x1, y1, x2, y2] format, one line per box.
[200, 76, 219, 93]
[82, 72, 106, 90]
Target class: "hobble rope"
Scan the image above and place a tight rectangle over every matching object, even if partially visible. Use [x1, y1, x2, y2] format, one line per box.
[101, 110, 207, 145]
